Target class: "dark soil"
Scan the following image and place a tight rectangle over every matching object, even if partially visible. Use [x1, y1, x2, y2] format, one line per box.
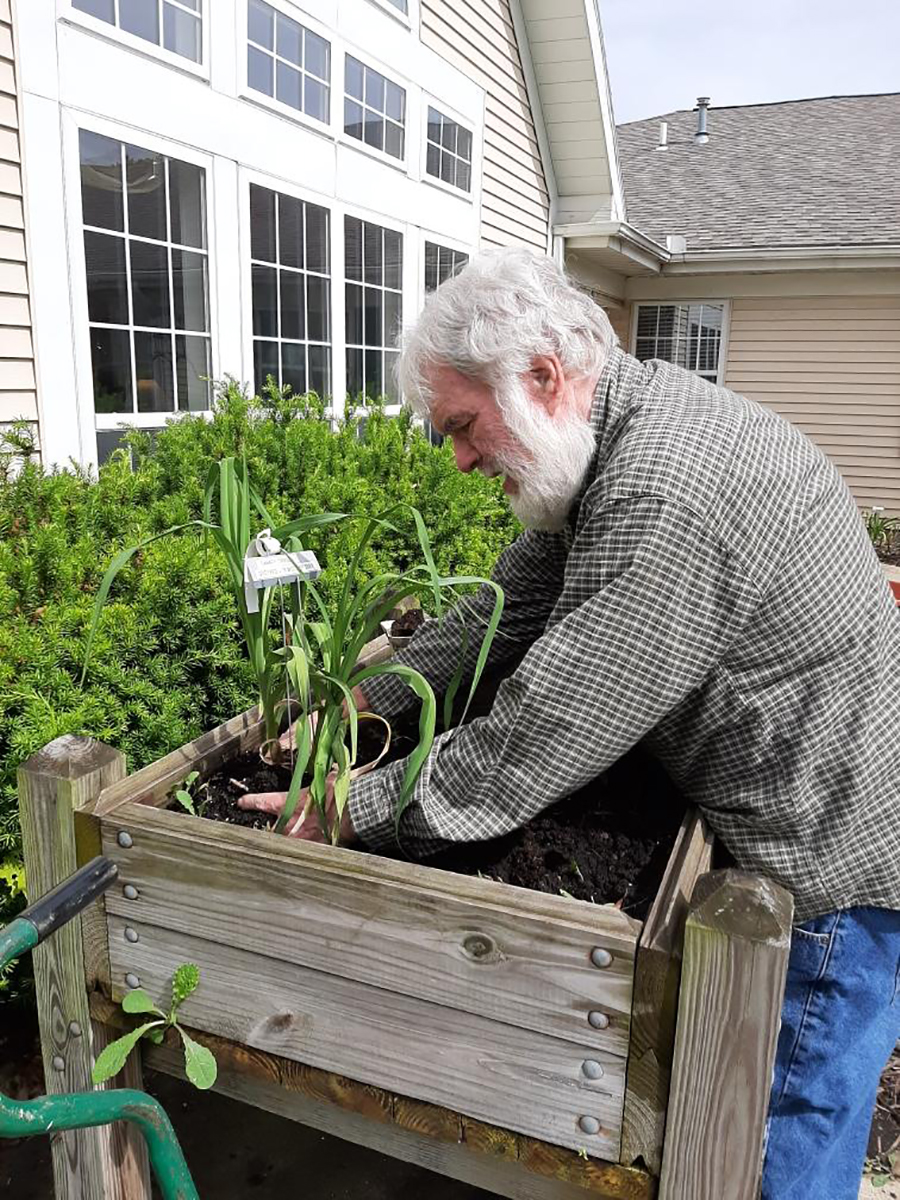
[876, 527, 900, 566]
[868, 1045, 900, 1179]
[391, 608, 426, 637]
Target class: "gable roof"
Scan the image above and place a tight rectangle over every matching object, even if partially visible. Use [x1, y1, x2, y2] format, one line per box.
[616, 93, 900, 252]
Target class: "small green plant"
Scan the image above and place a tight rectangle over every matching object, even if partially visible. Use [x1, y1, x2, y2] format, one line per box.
[92, 963, 217, 1090]
[172, 770, 207, 818]
[865, 506, 899, 552]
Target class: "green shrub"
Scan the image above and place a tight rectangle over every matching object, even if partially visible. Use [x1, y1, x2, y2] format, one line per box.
[0, 383, 518, 872]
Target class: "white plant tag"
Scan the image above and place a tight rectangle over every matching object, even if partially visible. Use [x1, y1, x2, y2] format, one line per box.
[243, 529, 321, 613]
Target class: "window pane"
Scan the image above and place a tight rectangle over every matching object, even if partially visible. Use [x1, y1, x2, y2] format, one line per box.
[385, 81, 404, 123]
[345, 56, 364, 101]
[457, 161, 471, 192]
[135, 331, 174, 411]
[384, 290, 400, 348]
[304, 77, 329, 123]
[425, 142, 439, 179]
[345, 218, 362, 281]
[424, 242, 438, 293]
[175, 334, 210, 411]
[80, 130, 123, 232]
[126, 144, 167, 241]
[636, 308, 658, 339]
[458, 127, 473, 162]
[344, 99, 363, 141]
[305, 204, 329, 274]
[278, 194, 304, 269]
[281, 342, 306, 395]
[172, 249, 208, 331]
[363, 110, 384, 152]
[75, 0, 115, 21]
[427, 110, 440, 143]
[346, 347, 362, 398]
[163, 4, 200, 62]
[307, 275, 329, 342]
[90, 327, 132, 413]
[345, 283, 362, 344]
[305, 31, 329, 80]
[276, 60, 302, 110]
[441, 120, 457, 152]
[168, 160, 205, 249]
[252, 265, 278, 337]
[248, 0, 274, 49]
[383, 229, 402, 290]
[384, 350, 400, 401]
[384, 122, 404, 161]
[250, 185, 276, 262]
[254, 340, 279, 396]
[634, 338, 655, 362]
[85, 232, 129, 324]
[279, 271, 305, 341]
[96, 429, 131, 463]
[363, 287, 381, 347]
[364, 69, 385, 112]
[276, 13, 302, 64]
[363, 223, 382, 285]
[119, 0, 159, 44]
[248, 46, 274, 95]
[308, 344, 330, 397]
[440, 151, 454, 185]
[130, 240, 170, 327]
[364, 349, 382, 400]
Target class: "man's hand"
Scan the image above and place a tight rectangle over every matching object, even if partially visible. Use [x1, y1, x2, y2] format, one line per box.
[238, 776, 358, 844]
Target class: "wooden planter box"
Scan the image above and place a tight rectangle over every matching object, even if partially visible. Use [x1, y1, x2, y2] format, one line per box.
[20, 670, 793, 1200]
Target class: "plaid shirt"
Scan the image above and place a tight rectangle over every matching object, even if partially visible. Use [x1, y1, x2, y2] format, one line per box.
[350, 347, 900, 921]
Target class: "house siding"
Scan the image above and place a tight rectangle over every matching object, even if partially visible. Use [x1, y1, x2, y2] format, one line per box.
[724, 295, 900, 512]
[0, 0, 36, 441]
[421, 0, 550, 250]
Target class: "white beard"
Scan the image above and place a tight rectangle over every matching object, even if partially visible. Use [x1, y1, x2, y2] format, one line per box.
[489, 380, 597, 532]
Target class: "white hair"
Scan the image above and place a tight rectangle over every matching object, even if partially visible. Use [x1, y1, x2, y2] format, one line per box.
[398, 247, 616, 414]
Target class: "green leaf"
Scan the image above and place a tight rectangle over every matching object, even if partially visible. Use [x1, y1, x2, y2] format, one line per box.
[91, 1021, 163, 1084]
[147, 1028, 165, 1045]
[122, 988, 163, 1016]
[184, 771, 199, 787]
[174, 790, 196, 815]
[171, 963, 200, 1010]
[178, 1028, 217, 1090]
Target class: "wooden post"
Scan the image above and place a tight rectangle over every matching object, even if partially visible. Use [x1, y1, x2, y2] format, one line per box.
[658, 869, 792, 1200]
[18, 735, 152, 1200]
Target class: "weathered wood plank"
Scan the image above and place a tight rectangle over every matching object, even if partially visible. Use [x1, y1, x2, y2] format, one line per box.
[658, 870, 792, 1200]
[18, 736, 151, 1200]
[91, 994, 655, 1199]
[102, 806, 635, 1055]
[106, 915, 627, 1160]
[620, 810, 713, 1173]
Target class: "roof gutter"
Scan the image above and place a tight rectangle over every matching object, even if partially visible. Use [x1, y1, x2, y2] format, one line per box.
[667, 243, 900, 274]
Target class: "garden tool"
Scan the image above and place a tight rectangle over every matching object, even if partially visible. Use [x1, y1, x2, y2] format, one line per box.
[0, 856, 200, 1200]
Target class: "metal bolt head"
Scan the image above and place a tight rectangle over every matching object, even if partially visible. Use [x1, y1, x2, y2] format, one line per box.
[123, 884, 139, 901]
[117, 831, 133, 849]
[590, 947, 613, 969]
[587, 1011, 609, 1030]
[124, 927, 139, 944]
[578, 1116, 601, 1136]
[52, 1056, 65, 1072]
[125, 973, 141, 990]
[582, 1059, 604, 1080]
[68, 1022, 82, 1039]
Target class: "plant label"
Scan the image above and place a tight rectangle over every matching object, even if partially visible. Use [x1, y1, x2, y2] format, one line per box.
[243, 550, 321, 613]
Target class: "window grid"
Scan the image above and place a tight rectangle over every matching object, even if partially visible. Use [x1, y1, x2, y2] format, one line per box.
[250, 184, 332, 401]
[80, 132, 211, 421]
[424, 241, 468, 293]
[345, 216, 402, 402]
[246, 0, 331, 124]
[344, 57, 406, 162]
[425, 107, 472, 192]
[634, 303, 724, 383]
[73, 0, 202, 64]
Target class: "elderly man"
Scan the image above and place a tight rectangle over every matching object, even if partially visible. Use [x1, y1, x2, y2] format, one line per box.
[245, 248, 900, 1199]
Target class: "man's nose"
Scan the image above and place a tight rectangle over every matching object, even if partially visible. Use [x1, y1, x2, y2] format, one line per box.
[452, 437, 480, 474]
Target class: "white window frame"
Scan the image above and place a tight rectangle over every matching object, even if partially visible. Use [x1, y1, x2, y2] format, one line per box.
[630, 299, 732, 387]
[363, 0, 416, 33]
[339, 49, 410, 174]
[420, 96, 475, 201]
[60, 0, 210, 80]
[418, 229, 473, 306]
[62, 112, 221, 456]
[240, 0, 334, 137]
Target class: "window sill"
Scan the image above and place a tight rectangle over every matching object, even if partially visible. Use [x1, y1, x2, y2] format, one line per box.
[60, 10, 210, 82]
[363, 0, 414, 30]
[421, 173, 474, 204]
[338, 133, 409, 175]
[240, 88, 336, 143]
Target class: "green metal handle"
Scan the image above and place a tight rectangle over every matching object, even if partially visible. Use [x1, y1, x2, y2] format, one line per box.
[0, 1088, 199, 1200]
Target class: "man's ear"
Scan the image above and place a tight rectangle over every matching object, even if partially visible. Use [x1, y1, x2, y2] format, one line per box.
[528, 355, 565, 415]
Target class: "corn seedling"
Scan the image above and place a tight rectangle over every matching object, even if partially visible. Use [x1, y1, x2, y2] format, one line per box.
[865, 506, 899, 552]
[92, 964, 217, 1090]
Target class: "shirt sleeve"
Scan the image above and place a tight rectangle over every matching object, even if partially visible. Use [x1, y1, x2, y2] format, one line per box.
[358, 526, 569, 719]
[349, 495, 761, 854]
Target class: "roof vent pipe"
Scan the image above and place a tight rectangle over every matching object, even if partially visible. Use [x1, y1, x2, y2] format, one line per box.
[695, 97, 710, 144]
[656, 121, 668, 150]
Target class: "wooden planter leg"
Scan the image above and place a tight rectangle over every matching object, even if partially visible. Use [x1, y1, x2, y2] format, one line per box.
[18, 735, 152, 1200]
[658, 869, 793, 1200]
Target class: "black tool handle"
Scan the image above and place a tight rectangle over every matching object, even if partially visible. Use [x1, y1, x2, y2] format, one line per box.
[18, 856, 118, 942]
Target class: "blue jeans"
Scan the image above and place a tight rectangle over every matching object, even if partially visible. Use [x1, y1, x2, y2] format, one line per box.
[762, 906, 900, 1199]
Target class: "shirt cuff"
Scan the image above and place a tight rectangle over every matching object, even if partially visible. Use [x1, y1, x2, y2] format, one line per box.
[347, 763, 403, 852]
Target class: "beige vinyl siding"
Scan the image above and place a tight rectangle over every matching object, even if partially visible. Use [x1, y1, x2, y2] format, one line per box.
[422, 0, 550, 251]
[724, 296, 900, 512]
[0, 0, 36, 434]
